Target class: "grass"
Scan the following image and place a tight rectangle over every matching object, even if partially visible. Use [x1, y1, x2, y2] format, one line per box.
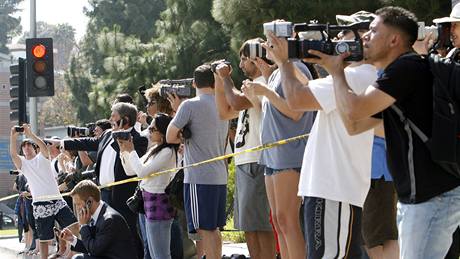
[0, 229, 17, 237]
[222, 217, 245, 243]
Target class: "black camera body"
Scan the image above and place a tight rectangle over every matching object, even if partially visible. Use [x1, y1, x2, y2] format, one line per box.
[112, 130, 131, 140]
[14, 126, 24, 133]
[9, 170, 19, 175]
[210, 60, 231, 73]
[67, 126, 91, 138]
[287, 22, 366, 62]
[159, 78, 195, 98]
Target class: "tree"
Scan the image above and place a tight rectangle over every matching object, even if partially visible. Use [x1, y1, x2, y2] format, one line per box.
[84, 0, 165, 42]
[0, 0, 23, 53]
[20, 22, 77, 71]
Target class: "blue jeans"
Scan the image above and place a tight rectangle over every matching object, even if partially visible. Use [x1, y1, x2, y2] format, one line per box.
[145, 218, 173, 259]
[139, 214, 152, 259]
[397, 186, 460, 259]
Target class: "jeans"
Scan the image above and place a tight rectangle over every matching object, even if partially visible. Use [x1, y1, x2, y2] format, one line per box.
[145, 218, 173, 259]
[397, 185, 460, 259]
[139, 214, 152, 259]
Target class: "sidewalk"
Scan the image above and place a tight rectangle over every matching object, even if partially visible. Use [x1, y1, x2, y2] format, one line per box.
[0, 237, 249, 258]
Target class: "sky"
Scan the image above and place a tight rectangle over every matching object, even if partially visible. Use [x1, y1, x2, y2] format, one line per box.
[14, 0, 90, 42]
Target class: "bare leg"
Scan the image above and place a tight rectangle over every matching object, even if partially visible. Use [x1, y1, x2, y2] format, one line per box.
[265, 176, 289, 259]
[273, 170, 305, 259]
[366, 240, 399, 259]
[257, 231, 276, 259]
[197, 229, 222, 259]
[196, 239, 205, 258]
[39, 240, 49, 259]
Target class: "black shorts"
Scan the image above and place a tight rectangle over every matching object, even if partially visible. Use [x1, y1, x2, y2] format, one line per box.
[33, 199, 77, 241]
[361, 178, 398, 248]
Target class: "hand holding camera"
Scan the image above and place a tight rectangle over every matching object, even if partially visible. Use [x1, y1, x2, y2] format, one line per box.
[117, 137, 134, 153]
[215, 62, 232, 79]
[166, 92, 183, 112]
[242, 79, 270, 97]
[264, 31, 290, 66]
[303, 49, 348, 76]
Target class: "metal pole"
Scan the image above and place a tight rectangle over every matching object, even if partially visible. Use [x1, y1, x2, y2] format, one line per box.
[29, 0, 37, 134]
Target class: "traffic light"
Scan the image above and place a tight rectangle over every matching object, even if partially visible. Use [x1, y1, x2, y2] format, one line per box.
[9, 58, 27, 123]
[26, 38, 54, 97]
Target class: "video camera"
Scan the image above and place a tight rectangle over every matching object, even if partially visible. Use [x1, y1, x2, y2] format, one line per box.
[67, 123, 95, 138]
[263, 21, 294, 38]
[112, 130, 131, 141]
[158, 78, 196, 98]
[287, 21, 368, 62]
[417, 22, 452, 50]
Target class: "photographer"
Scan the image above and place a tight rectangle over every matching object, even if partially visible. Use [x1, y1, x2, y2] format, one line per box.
[167, 64, 228, 259]
[214, 38, 275, 259]
[59, 102, 148, 258]
[241, 26, 316, 259]
[118, 113, 179, 259]
[9, 125, 78, 259]
[304, 6, 460, 259]
[262, 11, 386, 258]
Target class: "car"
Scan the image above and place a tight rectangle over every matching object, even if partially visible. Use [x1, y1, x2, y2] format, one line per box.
[1, 214, 16, 229]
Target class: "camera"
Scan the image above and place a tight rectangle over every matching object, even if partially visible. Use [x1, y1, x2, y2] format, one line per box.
[263, 21, 293, 38]
[243, 42, 266, 60]
[112, 130, 131, 140]
[9, 170, 19, 175]
[159, 78, 196, 98]
[67, 126, 91, 138]
[287, 22, 366, 62]
[417, 22, 439, 41]
[14, 126, 24, 133]
[210, 60, 232, 73]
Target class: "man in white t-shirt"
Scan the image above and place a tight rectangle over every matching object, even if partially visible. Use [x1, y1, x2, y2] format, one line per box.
[9, 124, 78, 259]
[264, 13, 380, 258]
[214, 38, 275, 259]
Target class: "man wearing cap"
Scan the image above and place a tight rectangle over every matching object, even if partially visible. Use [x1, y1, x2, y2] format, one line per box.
[265, 11, 379, 258]
[9, 124, 78, 259]
[305, 6, 460, 259]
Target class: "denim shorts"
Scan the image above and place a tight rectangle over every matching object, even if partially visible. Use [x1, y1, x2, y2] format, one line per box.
[264, 167, 301, 176]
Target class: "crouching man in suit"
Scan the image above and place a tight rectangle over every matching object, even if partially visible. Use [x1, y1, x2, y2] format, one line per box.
[60, 180, 137, 259]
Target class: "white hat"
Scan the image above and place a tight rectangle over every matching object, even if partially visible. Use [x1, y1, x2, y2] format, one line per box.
[433, 3, 460, 23]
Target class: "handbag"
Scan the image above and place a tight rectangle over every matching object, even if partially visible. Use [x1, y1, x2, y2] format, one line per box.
[165, 169, 184, 210]
[126, 184, 145, 214]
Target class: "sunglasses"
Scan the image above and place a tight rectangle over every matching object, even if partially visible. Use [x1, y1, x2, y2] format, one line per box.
[148, 126, 159, 133]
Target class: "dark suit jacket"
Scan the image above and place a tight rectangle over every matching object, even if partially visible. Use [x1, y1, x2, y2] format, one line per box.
[63, 128, 148, 217]
[73, 203, 137, 259]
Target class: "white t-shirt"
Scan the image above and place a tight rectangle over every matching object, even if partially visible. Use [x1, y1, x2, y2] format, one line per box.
[99, 139, 116, 185]
[234, 76, 264, 165]
[298, 64, 377, 207]
[20, 153, 62, 202]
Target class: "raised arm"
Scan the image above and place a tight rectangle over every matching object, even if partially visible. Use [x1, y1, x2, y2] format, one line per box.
[214, 71, 239, 120]
[9, 126, 22, 170]
[242, 80, 304, 121]
[263, 33, 321, 111]
[23, 124, 50, 159]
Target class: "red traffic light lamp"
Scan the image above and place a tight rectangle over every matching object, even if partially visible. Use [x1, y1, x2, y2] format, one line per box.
[26, 38, 54, 97]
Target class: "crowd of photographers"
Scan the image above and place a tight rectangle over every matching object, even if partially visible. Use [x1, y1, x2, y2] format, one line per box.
[7, 4, 460, 259]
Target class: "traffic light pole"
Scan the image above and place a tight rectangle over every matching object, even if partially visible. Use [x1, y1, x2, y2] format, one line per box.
[29, 0, 37, 133]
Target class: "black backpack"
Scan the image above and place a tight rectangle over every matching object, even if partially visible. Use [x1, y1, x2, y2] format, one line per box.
[391, 50, 460, 179]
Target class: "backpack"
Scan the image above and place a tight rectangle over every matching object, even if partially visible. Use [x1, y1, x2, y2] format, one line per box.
[391, 50, 460, 179]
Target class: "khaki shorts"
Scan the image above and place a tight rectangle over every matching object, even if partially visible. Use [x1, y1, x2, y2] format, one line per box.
[362, 178, 398, 248]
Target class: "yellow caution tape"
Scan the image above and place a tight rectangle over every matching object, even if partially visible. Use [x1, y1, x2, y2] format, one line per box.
[0, 133, 309, 202]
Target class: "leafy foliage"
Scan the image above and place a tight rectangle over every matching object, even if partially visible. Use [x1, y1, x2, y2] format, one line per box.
[0, 0, 23, 53]
[20, 22, 76, 70]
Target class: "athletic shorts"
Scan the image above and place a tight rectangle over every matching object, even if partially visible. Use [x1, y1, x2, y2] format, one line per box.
[303, 197, 363, 259]
[33, 199, 77, 241]
[234, 163, 272, 231]
[184, 183, 226, 234]
[362, 178, 398, 248]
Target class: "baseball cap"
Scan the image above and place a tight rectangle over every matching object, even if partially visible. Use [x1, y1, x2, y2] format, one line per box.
[433, 3, 460, 23]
